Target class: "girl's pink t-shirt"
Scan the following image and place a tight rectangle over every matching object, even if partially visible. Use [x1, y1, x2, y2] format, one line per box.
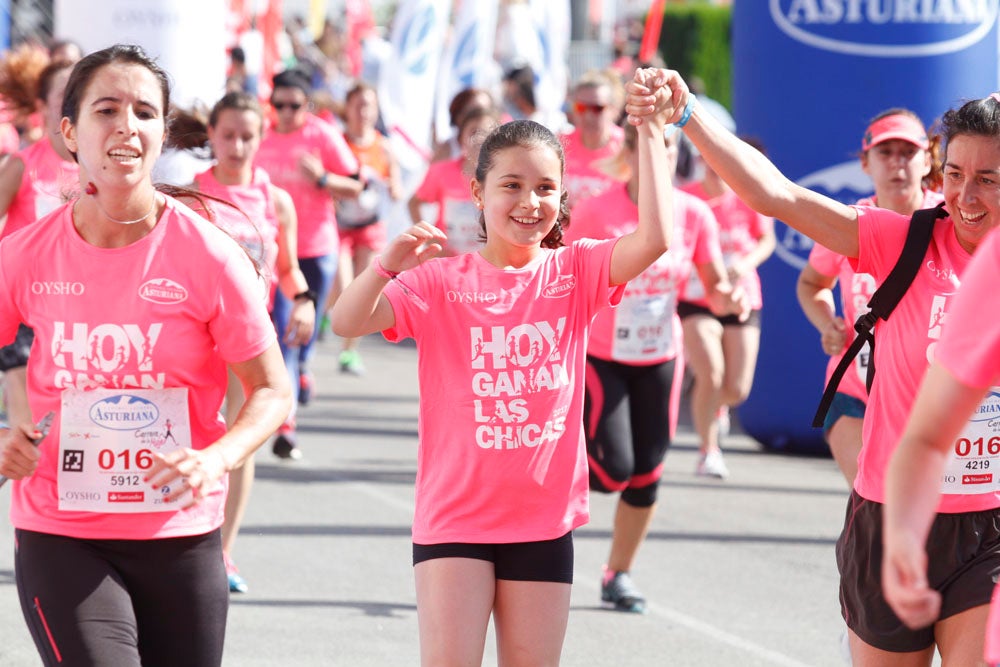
[0, 197, 276, 539]
[2, 136, 80, 240]
[255, 114, 359, 258]
[414, 156, 481, 255]
[194, 166, 281, 308]
[809, 191, 945, 403]
[382, 240, 623, 544]
[566, 184, 719, 364]
[560, 125, 625, 208]
[679, 181, 770, 310]
[851, 206, 998, 513]
[925, 226, 1000, 663]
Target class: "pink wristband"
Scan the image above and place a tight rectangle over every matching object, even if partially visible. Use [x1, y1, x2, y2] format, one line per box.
[372, 256, 400, 280]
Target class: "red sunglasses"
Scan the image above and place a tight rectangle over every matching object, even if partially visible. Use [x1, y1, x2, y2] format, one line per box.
[574, 101, 607, 115]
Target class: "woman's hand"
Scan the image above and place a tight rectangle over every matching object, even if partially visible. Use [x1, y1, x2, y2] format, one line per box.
[625, 68, 687, 128]
[821, 317, 848, 356]
[285, 299, 316, 346]
[378, 221, 448, 274]
[0, 423, 41, 480]
[882, 532, 941, 630]
[144, 446, 229, 508]
[298, 152, 325, 183]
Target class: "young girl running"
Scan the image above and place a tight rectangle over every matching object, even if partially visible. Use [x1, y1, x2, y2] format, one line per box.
[637, 71, 1000, 666]
[797, 109, 942, 485]
[331, 68, 677, 666]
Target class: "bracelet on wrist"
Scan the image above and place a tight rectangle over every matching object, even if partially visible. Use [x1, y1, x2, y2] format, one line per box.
[674, 94, 697, 129]
[316, 172, 329, 189]
[372, 255, 400, 281]
[293, 289, 317, 305]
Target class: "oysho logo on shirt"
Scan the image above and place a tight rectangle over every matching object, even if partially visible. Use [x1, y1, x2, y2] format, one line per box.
[31, 281, 84, 296]
[447, 290, 498, 304]
[542, 275, 576, 298]
[138, 279, 188, 305]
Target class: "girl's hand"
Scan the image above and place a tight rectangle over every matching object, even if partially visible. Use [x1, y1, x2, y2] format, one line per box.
[379, 221, 448, 274]
[882, 535, 941, 630]
[285, 299, 316, 346]
[625, 68, 688, 128]
[145, 447, 228, 508]
[0, 423, 41, 480]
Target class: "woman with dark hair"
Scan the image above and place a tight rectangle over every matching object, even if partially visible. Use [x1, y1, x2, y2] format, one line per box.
[255, 68, 362, 459]
[0, 44, 290, 666]
[634, 70, 1000, 665]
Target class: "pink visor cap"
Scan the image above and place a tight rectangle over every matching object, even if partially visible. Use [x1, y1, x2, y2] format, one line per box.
[862, 114, 929, 152]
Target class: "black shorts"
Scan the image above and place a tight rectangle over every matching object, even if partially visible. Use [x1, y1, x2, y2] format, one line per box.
[836, 491, 1000, 652]
[412, 531, 574, 584]
[0, 324, 33, 371]
[676, 301, 762, 328]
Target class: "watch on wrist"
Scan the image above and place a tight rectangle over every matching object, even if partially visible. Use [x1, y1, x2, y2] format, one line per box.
[294, 289, 317, 305]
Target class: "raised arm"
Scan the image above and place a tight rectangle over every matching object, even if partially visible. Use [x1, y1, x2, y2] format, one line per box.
[628, 71, 859, 259]
[608, 68, 675, 286]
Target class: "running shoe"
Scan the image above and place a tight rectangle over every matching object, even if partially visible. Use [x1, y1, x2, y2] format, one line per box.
[272, 432, 302, 460]
[298, 372, 314, 406]
[339, 349, 366, 376]
[601, 569, 647, 613]
[224, 553, 248, 594]
[696, 450, 730, 479]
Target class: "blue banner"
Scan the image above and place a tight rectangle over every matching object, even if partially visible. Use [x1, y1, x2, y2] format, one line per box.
[733, 1, 1000, 452]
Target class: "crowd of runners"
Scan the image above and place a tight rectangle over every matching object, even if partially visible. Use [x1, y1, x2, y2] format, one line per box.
[0, 25, 996, 667]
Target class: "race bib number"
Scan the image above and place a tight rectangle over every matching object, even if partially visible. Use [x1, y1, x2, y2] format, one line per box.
[612, 293, 676, 362]
[58, 387, 192, 512]
[443, 198, 484, 255]
[941, 389, 1000, 495]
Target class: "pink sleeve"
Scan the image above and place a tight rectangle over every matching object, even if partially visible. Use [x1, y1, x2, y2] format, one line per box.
[415, 162, 443, 202]
[0, 241, 19, 344]
[320, 125, 360, 177]
[573, 237, 625, 313]
[935, 232, 1000, 388]
[808, 242, 846, 278]
[692, 201, 722, 265]
[208, 247, 278, 363]
[850, 205, 910, 281]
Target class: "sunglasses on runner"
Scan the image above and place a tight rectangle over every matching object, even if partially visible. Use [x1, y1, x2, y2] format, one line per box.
[272, 101, 303, 112]
[574, 102, 607, 115]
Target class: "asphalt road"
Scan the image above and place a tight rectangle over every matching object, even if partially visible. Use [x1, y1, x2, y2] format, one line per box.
[0, 333, 865, 666]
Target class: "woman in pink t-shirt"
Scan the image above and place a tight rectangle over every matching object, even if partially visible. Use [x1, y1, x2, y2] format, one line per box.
[0, 60, 77, 439]
[882, 226, 1000, 667]
[175, 91, 316, 594]
[798, 109, 943, 486]
[647, 68, 1000, 665]
[0, 45, 291, 666]
[560, 69, 625, 209]
[408, 106, 500, 256]
[331, 68, 676, 667]
[678, 140, 775, 479]
[565, 122, 747, 613]
[255, 68, 362, 457]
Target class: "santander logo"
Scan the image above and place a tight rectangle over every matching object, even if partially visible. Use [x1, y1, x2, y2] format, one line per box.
[770, 0, 999, 57]
[138, 279, 188, 305]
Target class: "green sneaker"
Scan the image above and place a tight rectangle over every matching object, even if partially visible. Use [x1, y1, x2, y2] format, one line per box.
[339, 350, 366, 376]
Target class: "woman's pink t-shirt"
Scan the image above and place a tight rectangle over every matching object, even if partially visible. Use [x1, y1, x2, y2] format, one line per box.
[255, 114, 358, 258]
[414, 156, 481, 255]
[560, 125, 625, 209]
[2, 136, 79, 240]
[852, 206, 998, 513]
[679, 181, 770, 310]
[194, 166, 281, 308]
[809, 191, 945, 403]
[0, 197, 276, 539]
[566, 184, 719, 364]
[382, 240, 623, 544]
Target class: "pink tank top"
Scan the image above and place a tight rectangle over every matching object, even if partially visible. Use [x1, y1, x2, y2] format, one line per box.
[2, 136, 79, 240]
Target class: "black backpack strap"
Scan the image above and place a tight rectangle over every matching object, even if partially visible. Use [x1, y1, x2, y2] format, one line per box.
[811, 203, 946, 428]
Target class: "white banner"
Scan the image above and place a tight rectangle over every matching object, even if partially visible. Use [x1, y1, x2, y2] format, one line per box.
[433, 0, 500, 142]
[530, 0, 570, 123]
[378, 0, 452, 163]
[54, 0, 228, 110]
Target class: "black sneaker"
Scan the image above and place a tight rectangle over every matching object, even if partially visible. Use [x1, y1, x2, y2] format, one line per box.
[601, 570, 647, 613]
[272, 433, 302, 460]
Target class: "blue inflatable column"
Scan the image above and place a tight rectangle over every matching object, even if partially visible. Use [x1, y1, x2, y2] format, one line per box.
[732, 2, 1000, 452]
